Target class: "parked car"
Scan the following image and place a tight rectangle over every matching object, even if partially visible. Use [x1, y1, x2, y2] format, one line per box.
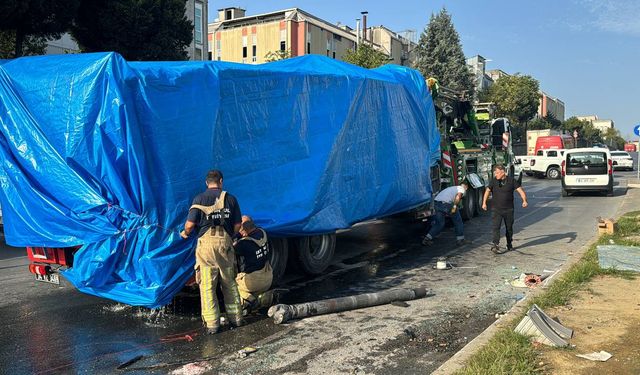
[519, 149, 565, 179]
[561, 148, 613, 197]
[610, 151, 634, 171]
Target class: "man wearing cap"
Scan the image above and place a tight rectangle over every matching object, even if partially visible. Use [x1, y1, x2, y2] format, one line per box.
[181, 170, 243, 334]
[422, 181, 471, 247]
[234, 215, 274, 315]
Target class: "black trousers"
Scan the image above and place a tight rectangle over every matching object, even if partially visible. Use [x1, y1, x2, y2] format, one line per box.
[492, 208, 514, 247]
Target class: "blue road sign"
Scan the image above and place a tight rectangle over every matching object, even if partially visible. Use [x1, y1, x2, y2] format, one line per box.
[635, 124, 640, 137]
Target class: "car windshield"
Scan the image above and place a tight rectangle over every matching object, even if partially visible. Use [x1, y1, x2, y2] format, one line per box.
[611, 152, 629, 157]
[567, 152, 607, 167]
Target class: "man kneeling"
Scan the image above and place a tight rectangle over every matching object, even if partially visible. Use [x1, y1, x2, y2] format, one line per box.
[234, 215, 274, 315]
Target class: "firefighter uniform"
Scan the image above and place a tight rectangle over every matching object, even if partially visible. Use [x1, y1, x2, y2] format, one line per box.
[234, 228, 273, 310]
[189, 190, 242, 330]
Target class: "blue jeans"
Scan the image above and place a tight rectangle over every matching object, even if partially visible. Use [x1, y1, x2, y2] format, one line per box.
[427, 201, 464, 240]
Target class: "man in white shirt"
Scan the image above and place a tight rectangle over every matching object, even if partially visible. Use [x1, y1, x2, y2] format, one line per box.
[422, 181, 471, 247]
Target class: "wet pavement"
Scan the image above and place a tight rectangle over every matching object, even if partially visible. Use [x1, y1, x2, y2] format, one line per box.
[0, 170, 637, 374]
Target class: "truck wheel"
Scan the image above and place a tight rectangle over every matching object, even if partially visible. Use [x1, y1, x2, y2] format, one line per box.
[474, 187, 485, 217]
[268, 237, 289, 283]
[291, 234, 336, 275]
[546, 167, 560, 180]
[461, 189, 476, 221]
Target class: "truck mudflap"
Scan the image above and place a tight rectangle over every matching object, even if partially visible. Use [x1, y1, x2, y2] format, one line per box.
[466, 173, 485, 188]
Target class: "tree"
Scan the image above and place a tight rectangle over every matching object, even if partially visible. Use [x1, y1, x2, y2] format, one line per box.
[563, 117, 602, 146]
[71, 0, 193, 61]
[414, 8, 474, 95]
[489, 75, 540, 126]
[343, 43, 389, 69]
[264, 49, 291, 62]
[0, 0, 79, 57]
[0, 30, 47, 59]
[528, 117, 551, 130]
[544, 113, 563, 130]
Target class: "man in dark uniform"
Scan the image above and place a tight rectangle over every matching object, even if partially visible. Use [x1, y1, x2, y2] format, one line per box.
[234, 215, 274, 315]
[481, 164, 528, 254]
[180, 170, 243, 334]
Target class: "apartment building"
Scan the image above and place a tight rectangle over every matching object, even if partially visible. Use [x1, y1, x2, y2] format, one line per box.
[209, 7, 357, 64]
[577, 115, 614, 132]
[368, 25, 416, 66]
[185, 0, 208, 61]
[466, 55, 493, 92]
[538, 91, 565, 121]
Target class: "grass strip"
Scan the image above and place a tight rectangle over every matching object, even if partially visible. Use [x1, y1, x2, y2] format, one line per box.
[456, 210, 640, 375]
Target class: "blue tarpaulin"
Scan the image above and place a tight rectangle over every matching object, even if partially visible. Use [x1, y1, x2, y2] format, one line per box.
[0, 53, 439, 307]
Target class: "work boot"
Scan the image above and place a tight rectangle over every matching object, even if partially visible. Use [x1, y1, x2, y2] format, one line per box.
[507, 245, 514, 252]
[228, 314, 244, 328]
[204, 323, 220, 335]
[456, 239, 472, 246]
[421, 236, 433, 246]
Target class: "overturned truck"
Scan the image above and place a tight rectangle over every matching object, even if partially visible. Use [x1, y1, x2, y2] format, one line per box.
[0, 53, 440, 307]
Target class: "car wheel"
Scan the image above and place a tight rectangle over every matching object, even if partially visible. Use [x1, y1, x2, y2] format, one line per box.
[547, 167, 561, 180]
[525, 171, 534, 177]
[268, 237, 289, 283]
[291, 234, 336, 275]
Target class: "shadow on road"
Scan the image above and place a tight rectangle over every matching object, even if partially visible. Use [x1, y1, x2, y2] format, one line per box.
[516, 232, 577, 251]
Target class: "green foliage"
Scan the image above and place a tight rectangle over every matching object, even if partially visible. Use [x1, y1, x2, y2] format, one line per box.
[0, 30, 47, 58]
[489, 75, 540, 126]
[343, 43, 389, 69]
[71, 0, 193, 61]
[414, 8, 474, 95]
[0, 0, 79, 57]
[476, 86, 493, 103]
[562, 117, 603, 146]
[264, 49, 291, 62]
[456, 330, 542, 375]
[603, 127, 626, 150]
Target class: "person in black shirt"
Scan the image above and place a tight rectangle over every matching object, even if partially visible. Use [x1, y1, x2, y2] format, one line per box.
[180, 170, 243, 334]
[481, 164, 528, 254]
[234, 216, 273, 315]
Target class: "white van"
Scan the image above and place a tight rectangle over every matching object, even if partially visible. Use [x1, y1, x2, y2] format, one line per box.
[561, 148, 613, 197]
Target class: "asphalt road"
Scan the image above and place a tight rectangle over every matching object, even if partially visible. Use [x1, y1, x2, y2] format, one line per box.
[0, 169, 638, 375]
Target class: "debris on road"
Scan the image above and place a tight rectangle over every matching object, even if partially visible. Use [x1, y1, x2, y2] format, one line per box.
[576, 351, 613, 362]
[514, 304, 573, 347]
[391, 301, 410, 307]
[268, 287, 428, 324]
[509, 272, 553, 288]
[116, 355, 144, 370]
[596, 217, 617, 235]
[236, 346, 258, 358]
[170, 361, 213, 375]
[597, 245, 640, 272]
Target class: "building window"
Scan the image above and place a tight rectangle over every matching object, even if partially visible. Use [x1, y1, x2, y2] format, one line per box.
[333, 51, 336, 59]
[226, 9, 232, 20]
[307, 30, 311, 54]
[243, 47, 247, 58]
[195, 48, 202, 60]
[280, 41, 286, 51]
[194, 2, 203, 45]
[252, 45, 257, 62]
[307, 42, 311, 54]
[208, 51, 212, 60]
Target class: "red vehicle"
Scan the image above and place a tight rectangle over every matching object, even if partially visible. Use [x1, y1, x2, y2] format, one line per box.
[535, 135, 575, 154]
[624, 143, 637, 152]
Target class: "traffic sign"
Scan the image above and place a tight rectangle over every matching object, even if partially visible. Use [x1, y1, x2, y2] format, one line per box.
[634, 124, 640, 137]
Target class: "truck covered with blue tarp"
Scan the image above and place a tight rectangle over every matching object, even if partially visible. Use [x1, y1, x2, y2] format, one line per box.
[0, 52, 439, 307]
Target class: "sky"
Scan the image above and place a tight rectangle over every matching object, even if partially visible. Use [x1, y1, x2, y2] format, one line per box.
[208, 1, 640, 139]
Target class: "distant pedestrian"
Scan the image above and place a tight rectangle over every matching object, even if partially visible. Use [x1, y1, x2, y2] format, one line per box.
[180, 170, 243, 334]
[422, 181, 472, 247]
[481, 164, 528, 254]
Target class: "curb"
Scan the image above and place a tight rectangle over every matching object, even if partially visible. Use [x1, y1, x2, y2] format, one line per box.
[432, 185, 639, 375]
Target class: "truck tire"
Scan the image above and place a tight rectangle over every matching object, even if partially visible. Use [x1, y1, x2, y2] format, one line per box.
[291, 234, 336, 275]
[474, 187, 485, 217]
[461, 189, 476, 221]
[268, 237, 289, 283]
[546, 166, 560, 180]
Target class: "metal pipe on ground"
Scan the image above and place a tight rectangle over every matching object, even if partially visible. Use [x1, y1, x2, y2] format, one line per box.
[267, 287, 428, 324]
